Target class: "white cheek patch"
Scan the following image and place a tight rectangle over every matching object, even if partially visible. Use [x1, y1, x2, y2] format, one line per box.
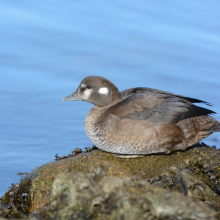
[98, 87, 109, 95]
[82, 89, 92, 99]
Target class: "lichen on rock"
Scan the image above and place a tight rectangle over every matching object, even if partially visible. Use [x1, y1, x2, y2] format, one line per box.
[34, 169, 218, 220]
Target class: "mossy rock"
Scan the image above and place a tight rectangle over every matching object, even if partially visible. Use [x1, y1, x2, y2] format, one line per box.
[29, 144, 220, 212]
[0, 143, 220, 218]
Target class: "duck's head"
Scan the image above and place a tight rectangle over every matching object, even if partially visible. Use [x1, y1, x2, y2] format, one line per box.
[63, 76, 122, 107]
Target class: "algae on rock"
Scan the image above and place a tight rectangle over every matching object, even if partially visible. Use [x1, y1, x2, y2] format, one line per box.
[0, 143, 220, 219]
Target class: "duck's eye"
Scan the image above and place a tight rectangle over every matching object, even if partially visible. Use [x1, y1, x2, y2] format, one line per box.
[86, 85, 92, 89]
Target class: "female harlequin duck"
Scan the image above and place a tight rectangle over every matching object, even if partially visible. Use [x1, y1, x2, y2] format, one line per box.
[63, 76, 220, 155]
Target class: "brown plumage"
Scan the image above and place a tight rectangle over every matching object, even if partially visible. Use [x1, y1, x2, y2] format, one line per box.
[63, 76, 220, 155]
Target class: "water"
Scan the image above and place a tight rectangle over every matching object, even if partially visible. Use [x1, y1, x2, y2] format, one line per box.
[0, 0, 220, 196]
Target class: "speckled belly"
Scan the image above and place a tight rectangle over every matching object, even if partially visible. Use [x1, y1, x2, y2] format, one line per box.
[84, 110, 185, 155]
[84, 120, 144, 154]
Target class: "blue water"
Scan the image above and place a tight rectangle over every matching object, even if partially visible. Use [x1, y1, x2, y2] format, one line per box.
[0, 0, 220, 196]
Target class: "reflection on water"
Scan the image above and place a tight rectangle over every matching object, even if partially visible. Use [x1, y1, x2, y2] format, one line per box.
[0, 0, 220, 195]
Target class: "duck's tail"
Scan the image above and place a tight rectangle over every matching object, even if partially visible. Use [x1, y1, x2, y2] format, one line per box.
[205, 122, 220, 132]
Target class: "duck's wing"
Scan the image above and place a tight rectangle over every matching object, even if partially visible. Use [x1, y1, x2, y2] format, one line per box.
[121, 87, 212, 106]
[108, 88, 215, 124]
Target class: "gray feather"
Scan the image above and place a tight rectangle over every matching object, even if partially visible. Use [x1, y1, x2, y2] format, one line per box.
[205, 123, 220, 132]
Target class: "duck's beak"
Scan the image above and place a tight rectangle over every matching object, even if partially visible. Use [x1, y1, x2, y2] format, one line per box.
[63, 91, 83, 101]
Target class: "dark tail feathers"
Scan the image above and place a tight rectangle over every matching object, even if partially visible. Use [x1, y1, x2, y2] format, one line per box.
[206, 122, 220, 132]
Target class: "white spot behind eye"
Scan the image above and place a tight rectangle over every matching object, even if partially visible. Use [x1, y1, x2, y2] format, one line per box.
[98, 87, 109, 95]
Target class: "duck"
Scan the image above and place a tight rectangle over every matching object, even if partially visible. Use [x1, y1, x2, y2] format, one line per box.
[63, 76, 220, 155]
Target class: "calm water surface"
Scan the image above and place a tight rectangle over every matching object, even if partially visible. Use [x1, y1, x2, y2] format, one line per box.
[0, 0, 220, 195]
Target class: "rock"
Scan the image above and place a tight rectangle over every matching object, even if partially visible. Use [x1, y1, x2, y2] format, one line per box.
[147, 161, 220, 212]
[173, 169, 220, 211]
[25, 144, 220, 213]
[1, 143, 220, 219]
[34, 170, 218, 220]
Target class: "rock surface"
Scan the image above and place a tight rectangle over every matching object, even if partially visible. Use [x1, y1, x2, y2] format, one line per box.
[0, 144, 220, 219]
[28, 144, 220, 213]
[37, 170, 217, 220]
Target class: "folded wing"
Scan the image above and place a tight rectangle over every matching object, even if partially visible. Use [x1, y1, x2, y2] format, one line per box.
[108, 87, 215, 124]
